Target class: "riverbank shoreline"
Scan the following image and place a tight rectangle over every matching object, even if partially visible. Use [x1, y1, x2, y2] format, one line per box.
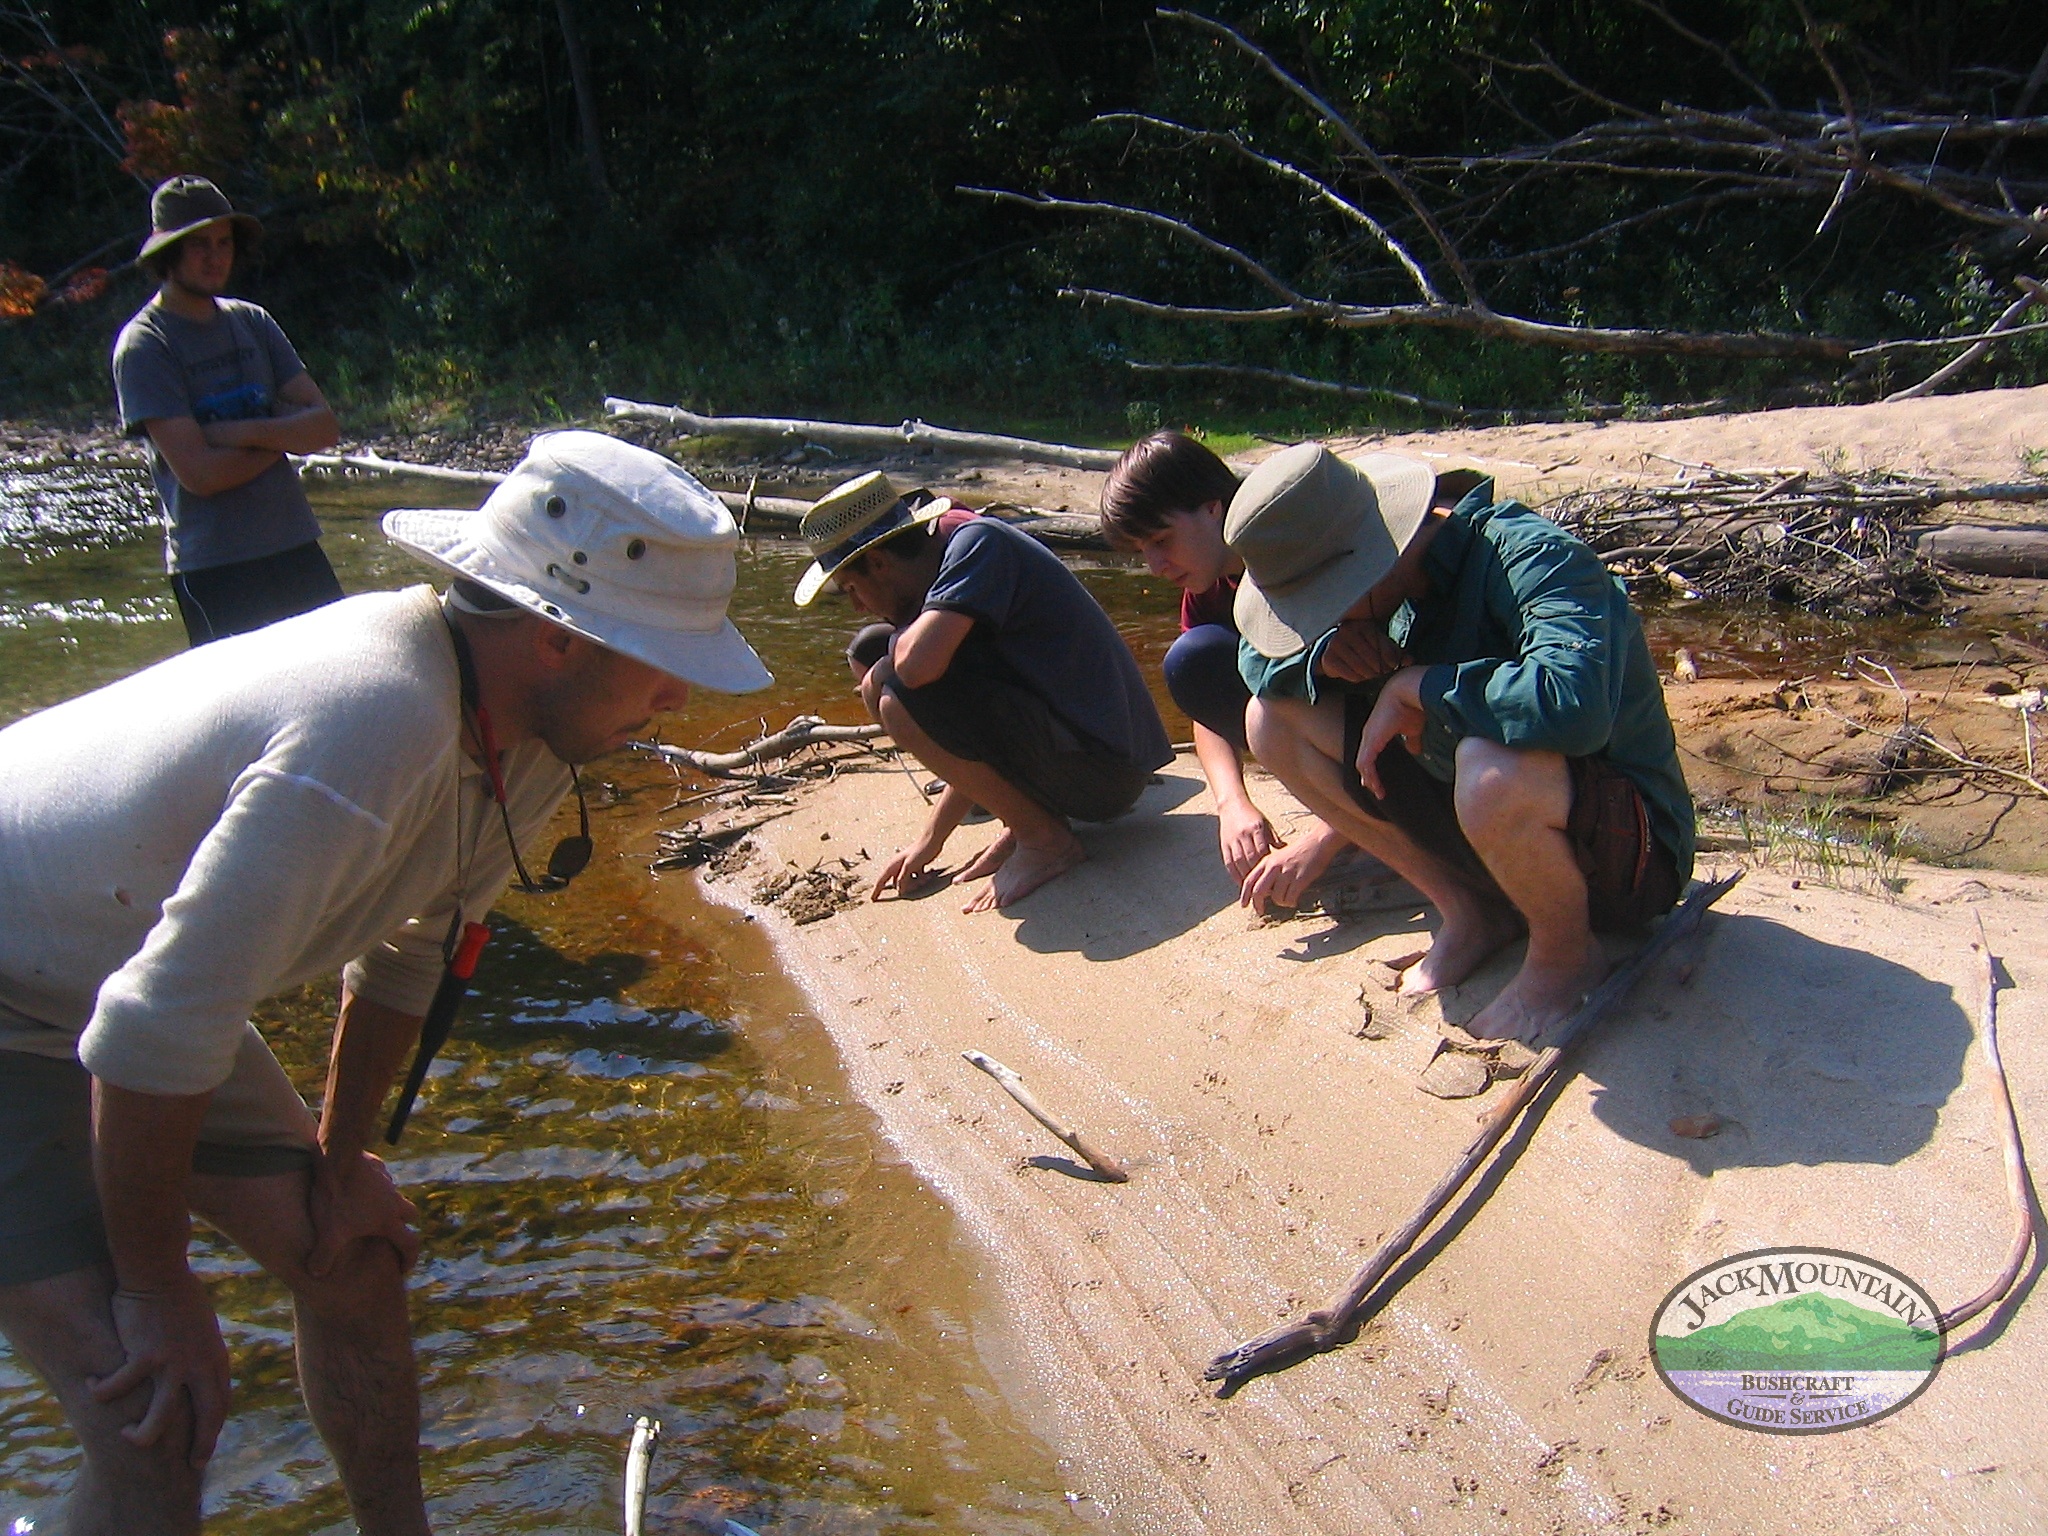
[700, 754, 2047, 1535]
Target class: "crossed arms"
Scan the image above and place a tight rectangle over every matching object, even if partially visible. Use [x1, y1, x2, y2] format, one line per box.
[144, 369, 339, 498]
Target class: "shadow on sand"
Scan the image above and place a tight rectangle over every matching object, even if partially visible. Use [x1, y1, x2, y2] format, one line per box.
[1576, 911, 1970, 1170]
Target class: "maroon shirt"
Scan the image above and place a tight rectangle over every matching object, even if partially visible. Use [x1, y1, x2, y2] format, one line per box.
[1180, 572, 1240, 633]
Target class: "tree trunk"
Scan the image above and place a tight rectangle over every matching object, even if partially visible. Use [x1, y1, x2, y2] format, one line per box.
[553, 0, 610, 208]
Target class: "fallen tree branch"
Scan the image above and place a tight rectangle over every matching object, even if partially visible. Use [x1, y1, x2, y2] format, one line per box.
[963, 1050, 1130, 1182]
[295, 451, 505, 487]
[604, 397, 1120, 471]
[630, 716, 884, 779]
[1887, 282, 2047, 400]
[1939, 918, 2038, 1337]
[1205, 873, 1741, 1386]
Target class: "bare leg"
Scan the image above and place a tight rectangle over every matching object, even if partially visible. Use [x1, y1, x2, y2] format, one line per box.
[191, 1170, 429, 1536]
[0, 1261, 202, 1536]
[1246, 696, 1518, 991]
[865, 679, 1085, 912]
[1451, 738, 1607, 1041]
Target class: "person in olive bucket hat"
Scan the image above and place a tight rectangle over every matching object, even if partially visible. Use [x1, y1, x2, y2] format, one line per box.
[1226, 442, 1696, 1046]
[112, 175, 345, 645]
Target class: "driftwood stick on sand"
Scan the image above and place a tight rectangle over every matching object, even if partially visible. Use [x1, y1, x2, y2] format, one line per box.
[631, 717, 884, 779]
[1938, 918, 2039, 1336]
[963, 1050, 1131, 1182]
[623, 1415, 659, 1536]
[1205, 872, 1743, 1385]
[604, 396, 1122, 471]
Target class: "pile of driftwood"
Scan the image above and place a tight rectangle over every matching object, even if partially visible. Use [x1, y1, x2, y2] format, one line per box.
[1546, 466, 2048, 614]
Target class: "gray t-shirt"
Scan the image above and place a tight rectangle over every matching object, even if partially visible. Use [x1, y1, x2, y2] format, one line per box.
[112, 297, 322, 573]
[924, 518, 1173, 770]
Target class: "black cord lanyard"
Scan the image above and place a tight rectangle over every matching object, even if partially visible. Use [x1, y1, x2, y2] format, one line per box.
[386, 615, 589, 1143]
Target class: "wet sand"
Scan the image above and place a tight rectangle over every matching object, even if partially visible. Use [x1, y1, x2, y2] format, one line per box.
[701, 756, 2048, 1534]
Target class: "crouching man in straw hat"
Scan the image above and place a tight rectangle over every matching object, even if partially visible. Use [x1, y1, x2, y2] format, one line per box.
[793, 472, 1173, 912]
[0, 430, 768, 1534]
[1228, 444, 1695, 1042]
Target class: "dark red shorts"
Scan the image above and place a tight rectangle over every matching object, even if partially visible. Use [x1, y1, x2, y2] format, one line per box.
[1340, 691, 1680, 932]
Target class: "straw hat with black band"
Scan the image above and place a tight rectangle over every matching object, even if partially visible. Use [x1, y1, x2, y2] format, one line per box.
[792, 472, 954, 607]
[1226, 443, 1439, 659]
[137, 176, 264, 265]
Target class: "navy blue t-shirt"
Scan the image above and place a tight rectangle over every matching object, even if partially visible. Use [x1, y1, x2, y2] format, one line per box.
[924, 519, 1172, 770]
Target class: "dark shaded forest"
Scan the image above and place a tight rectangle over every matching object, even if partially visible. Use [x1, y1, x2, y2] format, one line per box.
[3, 0, 2045, 433]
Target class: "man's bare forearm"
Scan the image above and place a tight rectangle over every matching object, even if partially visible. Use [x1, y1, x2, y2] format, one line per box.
[92, 1082, 211, 1291]
[321, 989, 425, 1161]
[202, 403, 340, 455]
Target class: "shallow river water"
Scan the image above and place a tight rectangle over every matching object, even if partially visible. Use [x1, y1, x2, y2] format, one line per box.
[0, 464, 1203, 1536]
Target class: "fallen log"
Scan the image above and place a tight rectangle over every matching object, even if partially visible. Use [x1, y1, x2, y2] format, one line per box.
[295, 451, 505, 487]
[293, 448, 1109, 550]
[604, 397, 1123, 471]
[631, 716, 885, 779]
[1914, 525, 2048, 577]
[1205, 872, 1742, 1386]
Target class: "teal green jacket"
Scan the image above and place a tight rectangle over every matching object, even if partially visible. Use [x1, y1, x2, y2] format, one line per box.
[1239, 482, 1695, 880]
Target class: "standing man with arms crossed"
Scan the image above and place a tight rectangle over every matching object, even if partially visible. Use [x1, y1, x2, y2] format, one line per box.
[792, 471, 1173, 912]
[1229, 444, 1694, 1042]
[112, 175, 344, 645]
[0, 432, 770, 1534]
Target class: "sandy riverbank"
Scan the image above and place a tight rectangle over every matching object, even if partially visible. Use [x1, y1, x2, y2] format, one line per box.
[693, 756, 2046, 1534]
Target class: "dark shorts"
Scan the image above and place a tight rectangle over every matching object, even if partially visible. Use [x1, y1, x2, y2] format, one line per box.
[0, 1052, 315, 1287]
[1340, 691, 1681, 932]
[171, 538, 344, 647]
[877, 632, 1151, 824]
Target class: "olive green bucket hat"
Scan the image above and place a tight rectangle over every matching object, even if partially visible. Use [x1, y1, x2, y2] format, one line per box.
[138, 176, 263, 263]
[1226, 443, 1438, 658]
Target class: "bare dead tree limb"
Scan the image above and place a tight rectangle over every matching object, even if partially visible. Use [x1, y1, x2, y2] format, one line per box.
[1886, 282, 2046, 400]
[1621, 0, 1777, 108]
[1158, 7, 1485, 305]
[1097, 111, 1437, 302]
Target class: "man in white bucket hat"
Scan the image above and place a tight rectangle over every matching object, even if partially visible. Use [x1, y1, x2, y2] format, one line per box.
[0, 430, 766, 1534]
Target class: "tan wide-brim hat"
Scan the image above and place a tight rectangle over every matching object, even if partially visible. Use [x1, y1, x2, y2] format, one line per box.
[384, 430, 772, 693]
[1226, 444, 1438, 658]
[792, 470, 953, 606]
[137, 176, 263, 262]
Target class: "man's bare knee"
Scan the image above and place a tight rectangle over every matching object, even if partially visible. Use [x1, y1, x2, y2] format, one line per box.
[281, 1238, 407, 1328]
[1454, 738, 1568, 845]
[1245, 694, 1316, 767]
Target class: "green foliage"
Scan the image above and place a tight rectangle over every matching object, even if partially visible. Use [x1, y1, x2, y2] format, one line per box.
[1, 0, 2042, 427]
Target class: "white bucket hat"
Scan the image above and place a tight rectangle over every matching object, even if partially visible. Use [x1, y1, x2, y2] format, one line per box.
[383, 430, 772, 693]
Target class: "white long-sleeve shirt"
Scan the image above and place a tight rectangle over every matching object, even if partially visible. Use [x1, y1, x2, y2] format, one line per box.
[0, 586, 570, 1096]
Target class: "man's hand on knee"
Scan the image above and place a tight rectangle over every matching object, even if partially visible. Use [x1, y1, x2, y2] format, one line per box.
[307, 1149, 421, 1279]
[89, 1274, 231, 1469]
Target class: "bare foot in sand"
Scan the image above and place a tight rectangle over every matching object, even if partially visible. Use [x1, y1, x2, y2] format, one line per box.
[1399, 895, 1521, 997]
[955, 831, 1015, 883]
[963, 831, 1085, 913]
[1467, 940, 1608, 1043]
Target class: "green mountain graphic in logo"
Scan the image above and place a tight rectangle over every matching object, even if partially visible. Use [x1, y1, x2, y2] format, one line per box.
[1656, 1292, 1940, 1373]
